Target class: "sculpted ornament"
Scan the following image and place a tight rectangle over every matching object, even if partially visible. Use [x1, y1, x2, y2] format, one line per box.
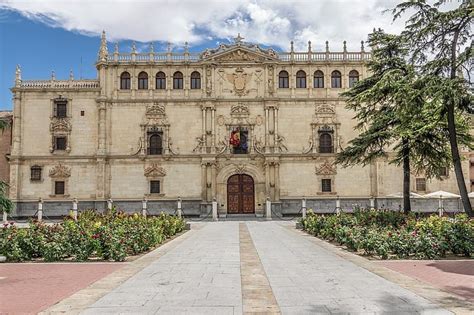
[49, 164, 71, 178]
[226, 67, 252, 96]
[144, 163, 166, 178]
[315, 161, 337, 176]
[230, 103, 250, 117]
[50, 117, 71, 133]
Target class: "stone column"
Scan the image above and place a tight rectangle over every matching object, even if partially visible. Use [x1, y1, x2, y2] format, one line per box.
[201, 163, 207, 201]
[265, 162, 270, 198]
[264, 108, 269, 153]
[97, 101, 107, 155]
[211, 107, 216, 150]
[275, 162, 280, 201]
[211, 162, 217, 199]
[11, 94, 21, 155]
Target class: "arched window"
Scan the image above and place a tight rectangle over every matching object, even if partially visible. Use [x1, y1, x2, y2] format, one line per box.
[319, 133, 333, 153]
[278, 71, 289, 88]
[331, 70, 342, 88]
[155, 72, 166, 89]
[148, 133, 163, 155]
[120, 72, 131, 90]
[138, 71, 148, 90]
[314, 70, 324, 88]
[296, 70, 306, 88]
[173, 71, 183, 89]
[190, 71, 201, 89]
[348, 70, 359, 88]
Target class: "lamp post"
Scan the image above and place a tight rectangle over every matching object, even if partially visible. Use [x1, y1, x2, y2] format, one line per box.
[142, 197, 147, 217]
[72, 198, 78, 221]
[335, 195, 341, 215]
[177, 197, 182, 218]
[38, 197, 43, 222]
[302, 197, 307, 219]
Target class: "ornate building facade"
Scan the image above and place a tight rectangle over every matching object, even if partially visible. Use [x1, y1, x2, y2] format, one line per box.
[9, 33, 471, 216]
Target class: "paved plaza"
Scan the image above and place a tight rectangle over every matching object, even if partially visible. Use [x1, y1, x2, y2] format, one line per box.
[34, 220, 472, 315]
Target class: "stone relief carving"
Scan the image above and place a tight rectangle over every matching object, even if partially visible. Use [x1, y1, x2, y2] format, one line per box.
[144, 163, 166, 178]
[226, 67, 252, 96]
[49, 164, 71, 178]
[230, 103, 250, 117]
[275, 134, 288, 152]
[234, 163, 247, 174]
[205, 66, 212, 96]
[315, 161, 337, 176]
[50, 117, 71, 133]
[267, 65, 275, 96]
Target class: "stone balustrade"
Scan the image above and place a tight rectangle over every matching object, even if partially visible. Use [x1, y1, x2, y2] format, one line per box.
[19, 80, 100, 89]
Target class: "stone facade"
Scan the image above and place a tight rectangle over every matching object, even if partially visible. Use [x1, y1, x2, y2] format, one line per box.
[0, 111, 12, 184]
[9, 33, 472, 216]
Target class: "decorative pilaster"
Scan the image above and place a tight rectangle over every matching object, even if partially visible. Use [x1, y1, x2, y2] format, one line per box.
[97, 101, 107, 155]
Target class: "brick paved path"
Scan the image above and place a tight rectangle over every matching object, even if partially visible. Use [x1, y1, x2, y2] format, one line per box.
[77, 221, 452, 315]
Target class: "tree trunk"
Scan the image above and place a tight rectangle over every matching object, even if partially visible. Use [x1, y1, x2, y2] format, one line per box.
[402, 137, 411, 214]
[448, 28, 473, 217]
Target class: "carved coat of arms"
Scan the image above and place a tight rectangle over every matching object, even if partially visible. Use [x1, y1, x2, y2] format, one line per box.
[226, 67, 252, 96]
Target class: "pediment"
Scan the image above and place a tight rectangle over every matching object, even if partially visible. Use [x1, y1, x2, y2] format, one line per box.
[201, 44, 279, 63]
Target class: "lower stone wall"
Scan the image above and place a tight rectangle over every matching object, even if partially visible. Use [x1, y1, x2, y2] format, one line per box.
[12, 199, 202, 218]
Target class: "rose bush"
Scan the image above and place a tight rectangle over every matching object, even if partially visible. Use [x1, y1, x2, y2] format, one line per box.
[0, 210, 186, 262]
[301, 209, 473, 259]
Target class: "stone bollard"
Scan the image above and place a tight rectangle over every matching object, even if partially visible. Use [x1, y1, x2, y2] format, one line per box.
[302, 197, 307, 219]
[265, 197, 272, 220]
[370, 197, 375, 210]
[177, 197, 182, 218]
[438, 196, 444, 217]
[38, 197, 43, 222]
[212, 197, 218, 221]
[2, 211, 7, 224]
[335, 196, 341, 215]
[142, 197, 147, 217]
[107, 198, 113, 211]
[72, 198, 78, 221]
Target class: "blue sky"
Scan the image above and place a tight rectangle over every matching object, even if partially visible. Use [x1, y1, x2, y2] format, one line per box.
[0, 0, 416, 110]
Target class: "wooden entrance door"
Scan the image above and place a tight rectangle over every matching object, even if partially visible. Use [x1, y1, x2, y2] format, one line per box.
[227, 174, 255, 214]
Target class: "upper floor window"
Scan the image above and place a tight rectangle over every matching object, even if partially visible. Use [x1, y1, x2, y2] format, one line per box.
[319, 133, 333, 153]
[331, 70, 342, 88]
[439, 167, 449, 177]
[30, 165, 42, 181]
[173, 71, 183, 89]
[190, 71, 201, 89]
[148, 132, 163, 155]
[138, 71, 148, 90]
[296, 70, 306, 88]
[278, 71, 289, 88]
[156, 72, 166, 89]
[54, 101, 67, 118]
[348, 70, 359, 88]
[314, 70, 324, 88]
[120, 72, 131, 90]
[230, 128, 248, 154]
[54, 136, 67, 151]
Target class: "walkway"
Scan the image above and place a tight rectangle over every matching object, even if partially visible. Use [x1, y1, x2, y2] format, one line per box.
[45, 221, 469, 314]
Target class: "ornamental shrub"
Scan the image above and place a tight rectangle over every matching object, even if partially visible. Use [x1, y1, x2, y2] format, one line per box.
[0, 211, 185, 262]
[300, 209, 473, 259]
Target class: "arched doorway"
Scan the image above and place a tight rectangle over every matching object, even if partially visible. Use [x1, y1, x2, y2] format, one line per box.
[227, 174, 255, 214]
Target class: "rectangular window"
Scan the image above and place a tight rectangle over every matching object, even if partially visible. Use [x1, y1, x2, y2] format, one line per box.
[322, 179, 332, 192]
[156, 78, 166, 89]
[173, 78, 183, 89]
[150, 180, 160, 194]
[55, 181, 65, 195]
[314, 77, 324, 88]
[54, 136, 67, 151]
[416, 178, 426, 192]
[30, 166, 42, 181]
[191, 77, 201, 89]
[55, 102, 67, 118]
[439, 167, 448, 177]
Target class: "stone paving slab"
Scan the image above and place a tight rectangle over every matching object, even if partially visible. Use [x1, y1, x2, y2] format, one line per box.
[246, 221, 452, 315]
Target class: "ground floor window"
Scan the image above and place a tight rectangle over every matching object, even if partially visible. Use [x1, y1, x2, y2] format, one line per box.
[416, 178, 426, 192]
[150, 180, 161, 194]
[321, 179, 332, 192]
[30, 166, 42, 181]
[55, 181, 65, 195]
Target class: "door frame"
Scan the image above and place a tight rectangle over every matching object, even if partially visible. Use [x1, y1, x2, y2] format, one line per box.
[227, 174, 255, 214]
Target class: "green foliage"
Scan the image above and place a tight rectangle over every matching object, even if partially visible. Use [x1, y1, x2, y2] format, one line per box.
[0, 211, 186, 262]
[301, 209, 474, 259]
[0, 181, 14, 214]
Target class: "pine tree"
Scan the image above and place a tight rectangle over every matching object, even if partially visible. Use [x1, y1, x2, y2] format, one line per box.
[391, 0, 474, 216]
[336, 29, 470, 213]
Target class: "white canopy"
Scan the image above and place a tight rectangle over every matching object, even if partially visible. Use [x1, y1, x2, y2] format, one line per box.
[468, 192, 474, 198]
[424, 190, 460, 198]
[386, 192, 424, 198]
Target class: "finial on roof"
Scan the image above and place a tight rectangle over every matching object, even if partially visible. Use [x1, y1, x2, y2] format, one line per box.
[234, 33, 244, 44]
[167, 42, 171, 53]
[184, 41, 189, 53]
[343, 40, 347, 52]
[290, 41, 294, 52]
[98, 30, 108, 61]
[150, 42, 154, 53]
[325, 41, 329, 52]
[15, 64, 21, 87]
[308, 40, 312, 52]
[69, 69, 74, 80]
[361, 40, 365, 52]
[51, 70, 56, 81]
[114, 42, 119, 54]
[131, 41, 136, 53]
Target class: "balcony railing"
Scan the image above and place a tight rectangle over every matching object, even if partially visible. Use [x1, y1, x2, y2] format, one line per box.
[19, 80, 100, 89]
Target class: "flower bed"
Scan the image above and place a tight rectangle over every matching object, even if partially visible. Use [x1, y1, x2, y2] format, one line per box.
[301, 210, 473, 259]
[0, 210, 186, 262]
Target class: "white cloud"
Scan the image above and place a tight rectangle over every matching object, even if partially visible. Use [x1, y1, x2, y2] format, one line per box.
[0, 0, 412, 51]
